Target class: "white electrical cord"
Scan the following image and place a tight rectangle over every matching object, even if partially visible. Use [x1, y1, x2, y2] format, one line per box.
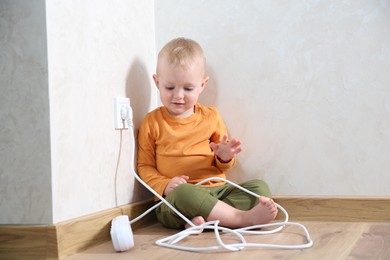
[111, 106, 314, 252]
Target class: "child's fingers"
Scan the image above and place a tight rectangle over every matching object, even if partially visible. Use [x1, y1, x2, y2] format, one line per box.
[174, 177, 187, 183]
[234, 147, 243, 154]
[209, 142, 218, 151]
[221, 134, 229, 143]
[180, 175, 190, 181]
[229, 138, 241, 148]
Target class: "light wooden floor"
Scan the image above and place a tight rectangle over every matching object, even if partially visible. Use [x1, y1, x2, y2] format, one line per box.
[65, 221, 390, 260]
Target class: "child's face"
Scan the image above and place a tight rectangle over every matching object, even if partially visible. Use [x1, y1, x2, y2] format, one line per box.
[153, 57, 209, 118]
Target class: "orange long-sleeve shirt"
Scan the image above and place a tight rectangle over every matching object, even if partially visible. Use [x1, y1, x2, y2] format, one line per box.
[137, 103, 236, 198]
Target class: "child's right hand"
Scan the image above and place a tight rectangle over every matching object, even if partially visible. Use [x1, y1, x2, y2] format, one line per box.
[164, 175, 189, 196]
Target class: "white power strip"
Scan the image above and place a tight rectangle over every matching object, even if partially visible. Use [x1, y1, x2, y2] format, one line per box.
[111, 215, 134, 252]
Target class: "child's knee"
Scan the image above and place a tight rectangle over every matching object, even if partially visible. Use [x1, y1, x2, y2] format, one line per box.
[253, 179, 269, 188]
[246, 179, 272, 198]
[258, 179, 272, 197]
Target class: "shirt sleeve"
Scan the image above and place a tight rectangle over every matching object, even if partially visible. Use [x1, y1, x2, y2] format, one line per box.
[215, 155, 236, 171]
[210, 107, 237, 172]
[137, 115, 170, 198]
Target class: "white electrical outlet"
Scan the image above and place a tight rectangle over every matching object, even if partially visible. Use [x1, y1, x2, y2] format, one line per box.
[113, 97, 131, 129]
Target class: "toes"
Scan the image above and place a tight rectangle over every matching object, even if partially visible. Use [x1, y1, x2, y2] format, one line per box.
[259, 196, 271, 205]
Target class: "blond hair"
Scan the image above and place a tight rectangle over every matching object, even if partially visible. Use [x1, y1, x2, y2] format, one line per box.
[157, 37, 206, 71]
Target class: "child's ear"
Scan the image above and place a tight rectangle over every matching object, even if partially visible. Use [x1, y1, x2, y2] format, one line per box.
[153, 74, 159, 88]
[201, 76, 209, 89]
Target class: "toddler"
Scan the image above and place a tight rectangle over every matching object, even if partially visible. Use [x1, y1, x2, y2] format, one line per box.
[137, 37, 277, 229]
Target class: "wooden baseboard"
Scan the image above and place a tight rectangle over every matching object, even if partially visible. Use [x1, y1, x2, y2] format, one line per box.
[0, 225, 57, 260]
[274, 196, 390, 222]
[0, 200, 156, 260]
[0, 197, 389, 259]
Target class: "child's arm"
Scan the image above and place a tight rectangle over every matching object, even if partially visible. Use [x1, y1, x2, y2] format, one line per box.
[137, 115, 171, 197]
[210, 134, 242, 163]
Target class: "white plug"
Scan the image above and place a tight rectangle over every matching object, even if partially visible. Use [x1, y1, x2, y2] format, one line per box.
[120, 106, 128, 120]
[113, 97, 131, 129]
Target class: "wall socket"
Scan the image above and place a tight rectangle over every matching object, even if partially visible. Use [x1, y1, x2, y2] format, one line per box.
[113, 97, 131, 129]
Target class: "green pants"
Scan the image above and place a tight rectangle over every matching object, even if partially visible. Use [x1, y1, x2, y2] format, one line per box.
[155, 179, 272, 229]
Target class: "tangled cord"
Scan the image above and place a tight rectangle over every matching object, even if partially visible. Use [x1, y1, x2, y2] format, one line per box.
[132, 174, 313, 251]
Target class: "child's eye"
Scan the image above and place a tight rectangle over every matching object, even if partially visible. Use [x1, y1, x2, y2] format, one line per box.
[184, 87, 194, 91]
[165, 86, 174, 90]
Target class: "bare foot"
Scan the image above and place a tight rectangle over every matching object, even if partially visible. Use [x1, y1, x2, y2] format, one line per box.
[246, 196, 278, 226]
[185, 216, 206, 230]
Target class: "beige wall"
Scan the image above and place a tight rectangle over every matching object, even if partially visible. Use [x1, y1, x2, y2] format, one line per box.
[155, 0, 390, 196]
[0, 0, 157, 224]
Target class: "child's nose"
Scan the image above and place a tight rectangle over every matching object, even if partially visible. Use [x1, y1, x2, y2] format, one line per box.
[174, 88, 184, 99]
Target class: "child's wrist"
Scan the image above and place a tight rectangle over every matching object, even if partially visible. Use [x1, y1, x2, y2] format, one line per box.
[216, 156, 232, 163]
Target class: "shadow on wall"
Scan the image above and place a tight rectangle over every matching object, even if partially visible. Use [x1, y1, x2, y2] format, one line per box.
[201, 66, 248, 182]
[125, 58, 153, 201]
[125, 58, 152, 131]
